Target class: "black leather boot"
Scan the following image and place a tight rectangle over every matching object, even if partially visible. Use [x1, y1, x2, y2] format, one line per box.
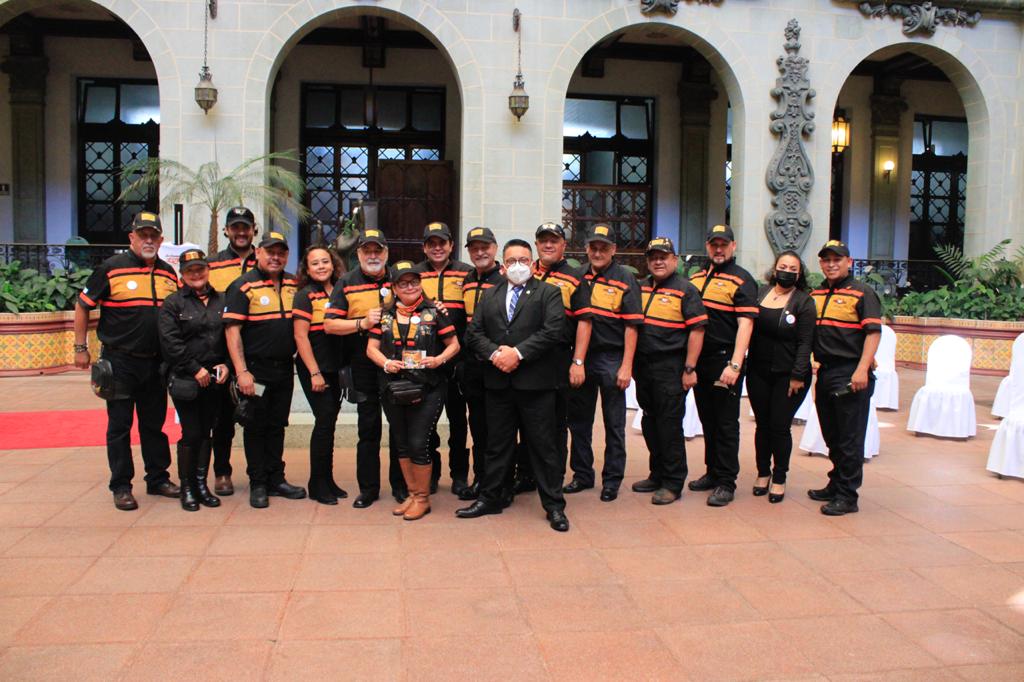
[177, 444, 199, 512]
[194, 440, 221, 508]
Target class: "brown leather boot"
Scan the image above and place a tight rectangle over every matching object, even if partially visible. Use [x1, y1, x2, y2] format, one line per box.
[393, 459, 415, 516]
[403, 463, 432, 521]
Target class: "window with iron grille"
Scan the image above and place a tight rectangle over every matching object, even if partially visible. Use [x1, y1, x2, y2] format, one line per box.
[77, 78, 160, 244]
[909, 115, 967, 260]
[300, 83, 444, 247]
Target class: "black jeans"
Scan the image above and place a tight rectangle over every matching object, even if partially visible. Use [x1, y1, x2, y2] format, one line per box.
[634, 353, 688, 493]
[383, 382, 447, 466]
[296, 361, 343, 499]
[693, 349, 744, 492]
[461, 360, 489, 484]
[172, 382, 223, 453]
[815, 362, 875, 503]
[746, 365, 809, 484]
[480, 388, 566, 514]
[210, 384, 235, 477]
[567, 349, 628, 490]
[429, 375, 470, 483]
[352, 365, 404, 497]
[242, 359, 293, 487]
[103, 351, 172, 492]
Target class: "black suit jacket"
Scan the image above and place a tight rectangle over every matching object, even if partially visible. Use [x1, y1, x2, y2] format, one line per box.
[465, 279, 566, 391]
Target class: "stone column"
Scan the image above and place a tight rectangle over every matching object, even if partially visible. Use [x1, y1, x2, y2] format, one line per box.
[678, 63, 717, 254]
[1, 24, 48, 244]
[868, 83, 906, 259]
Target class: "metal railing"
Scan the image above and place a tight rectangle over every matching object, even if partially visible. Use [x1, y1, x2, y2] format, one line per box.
[0, 243, 125, 276]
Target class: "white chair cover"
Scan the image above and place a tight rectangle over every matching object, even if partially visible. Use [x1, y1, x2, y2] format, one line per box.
[987, 387, 1024, 478]
[873, 325, 900, 410]
[799, 391, 880, 459]
[625, 379, 640, 410]
[992, 333, 1024, 418]
[794, 381, 814, 421]
[630, 390, 703, 439]
[906, 335, 977, 438]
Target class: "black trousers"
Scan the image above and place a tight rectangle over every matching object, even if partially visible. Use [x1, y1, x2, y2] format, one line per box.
[461, 361, 489, 484]
[172, 382, 223, 453]
[480, 388, 566, 514]
[296, 362, 343, 500]
[383, 382, 447, 466]
[815, 362, 875, 503]
[634, 353, 688, 493]
[210, 382, 235, 477]
[242, 359, 293, 487]
[103, 352, 172, 492]
[352, 365, 404, 497]
[692, 349, 744, 492]
[746, 365, 809, 484]
[429, 375, 470, 483]
[567, 349, 627, 490]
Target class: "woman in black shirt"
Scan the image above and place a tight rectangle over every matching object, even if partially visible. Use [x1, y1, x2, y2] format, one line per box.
[294, 246, 348, 505]
[746, 251, 815, 503]
[367, 261, 460, 521]
[158, 249, 229, 511]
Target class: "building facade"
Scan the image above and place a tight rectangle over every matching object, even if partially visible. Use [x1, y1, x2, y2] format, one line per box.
[1, 0, 1022, 277]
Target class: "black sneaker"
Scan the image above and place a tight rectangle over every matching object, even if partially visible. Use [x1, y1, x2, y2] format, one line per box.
[707, 486, 734, 507]
[688, 474, 715, 492]
[807, 487, 836, 502]
[820, 499, 859, 516]
[631, 478, 660, 493]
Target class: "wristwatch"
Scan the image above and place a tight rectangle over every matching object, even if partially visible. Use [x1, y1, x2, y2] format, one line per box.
[684, 365, 696, 375]
[728, 361, 741, 372]
[572, 358, 584, 366]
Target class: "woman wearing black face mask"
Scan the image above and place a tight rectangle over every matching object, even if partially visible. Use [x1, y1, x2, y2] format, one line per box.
[746, 251, 816, 503]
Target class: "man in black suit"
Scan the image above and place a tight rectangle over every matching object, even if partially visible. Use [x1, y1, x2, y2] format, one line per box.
[456, 239, 570, 532]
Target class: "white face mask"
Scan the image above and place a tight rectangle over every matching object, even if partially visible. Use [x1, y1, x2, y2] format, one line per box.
[506, 262, 532, 286]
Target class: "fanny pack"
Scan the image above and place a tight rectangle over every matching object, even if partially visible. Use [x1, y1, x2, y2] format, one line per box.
[383, 378, 423, 406]
[167, 374, 200, 402]
[90, 359, 116, 400]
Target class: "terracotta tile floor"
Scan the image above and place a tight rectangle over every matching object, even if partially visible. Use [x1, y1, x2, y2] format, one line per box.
[1, 369, 1023, 680]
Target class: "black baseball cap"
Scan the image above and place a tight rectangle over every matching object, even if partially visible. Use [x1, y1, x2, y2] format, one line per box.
[423, 222, 452, 242]
[390, 260, 421, 284]
[645, 237, 676, 255]
[586, 224, 616, 245]
[818, 240, 851, 258]
[258, 231, 289, 249]
[706, 224, 735, 242]
[132, 211, 162, 234]
[357, 229, 388, 248]
[178, 248, 208, 270]
[464, 226, 496, 246]
[535, 222, 565, 239]
[225, 206, 255, 228]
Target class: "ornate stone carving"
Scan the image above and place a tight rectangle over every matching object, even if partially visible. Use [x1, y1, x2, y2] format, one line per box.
[764, 20, 815, 256]
[857, 2, 981, 35]
[641, 0, 681, 14]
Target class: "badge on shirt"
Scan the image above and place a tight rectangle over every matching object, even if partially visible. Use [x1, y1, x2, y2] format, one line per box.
[259, 295, 270, 306]
[421, 312, 434, 323]
[411, 315, 421, 324]
[605, 287, 615, 295]
[786, 313, 796, 325]
[380, 287, 390, 298]
[660, 297, 670, 304]
[126, 280, 138, 291]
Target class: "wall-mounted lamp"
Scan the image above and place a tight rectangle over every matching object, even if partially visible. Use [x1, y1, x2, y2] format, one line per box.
[831, 113, 850, 154]
[508, 9, 529, 121]
[882, 159, 895, 183]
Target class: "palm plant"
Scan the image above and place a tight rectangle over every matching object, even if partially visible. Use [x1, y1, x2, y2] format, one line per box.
[118, 151, 311, 254]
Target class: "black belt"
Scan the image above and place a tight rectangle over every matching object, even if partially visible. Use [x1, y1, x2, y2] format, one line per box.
[103, 345, 158, 359]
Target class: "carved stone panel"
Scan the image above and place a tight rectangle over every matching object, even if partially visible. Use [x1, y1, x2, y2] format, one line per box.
[764, 20, 815, 256]
[857, 2, 981, 36]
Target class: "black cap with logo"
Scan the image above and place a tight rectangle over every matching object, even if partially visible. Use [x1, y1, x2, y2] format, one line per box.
[179, 248, 208, 270]
[464, 226, 497, 246]
[258, 231, 289, 249]
[422, 222, 452, 242]
[225, 207, 255, 228]
[535, 222, 566, 239]
[586, 224, 616, 245]
[645, 237, 676, 255]
[817, 240, 851, 258]
[390, 260, 421, 284]
[357, 229, 388, 248]
[706, 224, 735, 242]
[132, 211, 163, 234]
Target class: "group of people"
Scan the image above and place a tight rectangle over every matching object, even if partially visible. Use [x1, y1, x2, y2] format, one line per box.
[73, 207, 881, 532]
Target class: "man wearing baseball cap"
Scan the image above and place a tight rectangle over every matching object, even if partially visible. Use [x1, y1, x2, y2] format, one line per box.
[414, 222, 473, 496]
[688, 224, 759, 507]
[73, 211, 181, 510]
[807, 240, 881, 515]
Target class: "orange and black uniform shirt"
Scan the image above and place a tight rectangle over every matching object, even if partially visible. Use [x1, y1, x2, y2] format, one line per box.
[414, 259, 471, 337]
[689, 258, 759, 351]
[811, 274, 882, 366]
[207, 247, 257, 293]
[325, 267, 394, 370]
[222, 268, 297, 361]
[369, 301, 457, 388]
[77, 250, 180, 355]
[292, 281, 341, 373]
[574, 261, 643, 352]
[461, 263, 503, 326]
[534, 258, 583, 346]
[638, 272, 708, 355]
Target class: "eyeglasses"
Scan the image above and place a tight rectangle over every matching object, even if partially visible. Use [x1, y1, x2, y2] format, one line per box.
[504, 257, 532, 267]
[394, 280, 421, 290]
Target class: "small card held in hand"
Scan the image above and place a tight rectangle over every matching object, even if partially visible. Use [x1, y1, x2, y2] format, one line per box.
[402, 350, 426, 369]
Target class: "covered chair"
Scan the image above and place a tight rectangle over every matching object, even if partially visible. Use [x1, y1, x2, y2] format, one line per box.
[799, 392, 880, 459]
[873, 325, 900, 410]
[906, 335, 977, 438]
[630, 390, 703, 439]
[987, 357, 1024, 478]
[992, 333, 1024, 418]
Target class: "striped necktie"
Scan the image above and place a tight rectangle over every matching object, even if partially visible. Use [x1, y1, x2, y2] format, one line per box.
[508, 285, 524, 322]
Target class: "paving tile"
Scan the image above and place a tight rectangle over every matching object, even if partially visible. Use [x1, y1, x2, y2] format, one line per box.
[268, 638, 401, 681]
[184, 555, 301, 593]
[656, 620, 815, 680]
[829, 569, 967, 612]
[0, 557, 95, 596]
[821, 507, 932, 536]
[0, 643, 136, 681]
[16, 594, 171, 644]
[403, 634, 548, 682]
[661, 509, 768, 545]
[103, 525, 217, 556]
[206, 524, 310, 556]
[983, 606, 1024, 636]
[125, 641, 272, 681]
[941, 530, 1024, 563]
[960, 504, 1024, 530]
[131, 500, 231, 527]
[952, 662, 1024, 680]
[226, 499, 317, 525]
[828, 669, 963, 681]
[915, 564, 1024, 606]
[4, 526, 123, 557]
[400, 518, 501, 551]
[68, 556, 195, 594]
[0, 527, 33, 552]
[404, 587, 530, 636]
[691, 542, 817, 579]
[0, 502, 67, 527]
[859, 533, 990, 568]
[892, 504, 1003, 534]
[517, 584, 644, 632]
[599, 545, 718, 581]
[781, 537, 905, 573]
[294, 552, 401, 591]
[491, 514, 594, 550]
[728, 574, 866, 619]
[0, 464, 50, 484]
[307, 524, 402, 554]
[734, 507, 853, 540]
[626, 577, 761, 626]
[537, 630, 682, 681]
[0, 480, 96, 504]
[43, 501, 147, 528]
[575, 518, 683, 548]
[150, 593, 287, 642]
[0, 596, 52, 645]
[278, 590, 403, 639]
[919, 484, 1022, 507]
[504, 548, 617, 586]
[882, 609, 1024, 665]
[401, 549, 511, 589]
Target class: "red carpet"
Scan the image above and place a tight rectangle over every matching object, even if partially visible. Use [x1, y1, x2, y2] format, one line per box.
[0, 408, 182, 450]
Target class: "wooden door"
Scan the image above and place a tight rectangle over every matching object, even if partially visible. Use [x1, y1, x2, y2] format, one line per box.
[375, 160, 455, 263]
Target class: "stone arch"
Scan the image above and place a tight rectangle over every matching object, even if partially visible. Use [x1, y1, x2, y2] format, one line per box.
[542, 5, 758, 246]
[815, 33, 1005, 255]
[241, 0, 485, 228]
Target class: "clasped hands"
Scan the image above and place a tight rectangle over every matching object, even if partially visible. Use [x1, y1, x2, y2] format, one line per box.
[490, 345, 521, 373]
